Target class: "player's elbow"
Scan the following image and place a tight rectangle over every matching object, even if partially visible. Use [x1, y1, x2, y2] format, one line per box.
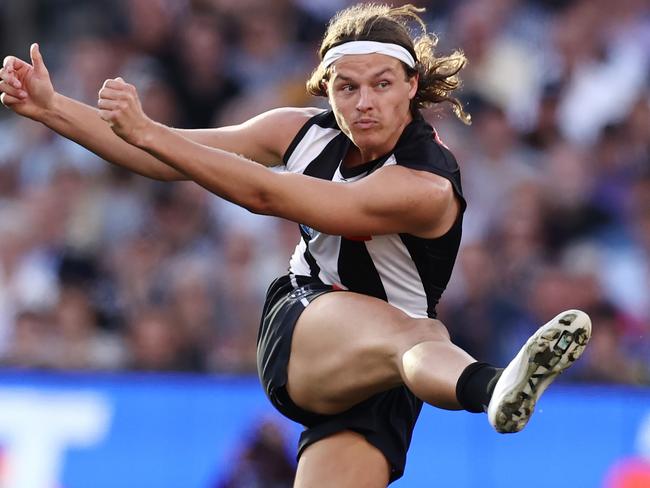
[244, 174, 293, 216]
[244, 187, 276, 216]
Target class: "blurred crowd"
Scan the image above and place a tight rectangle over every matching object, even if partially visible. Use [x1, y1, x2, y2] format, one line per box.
[0, 0, 648, 385]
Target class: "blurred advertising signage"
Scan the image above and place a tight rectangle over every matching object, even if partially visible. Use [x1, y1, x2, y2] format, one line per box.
[0, 376, 644, 488]
[0, 389, 111, 488]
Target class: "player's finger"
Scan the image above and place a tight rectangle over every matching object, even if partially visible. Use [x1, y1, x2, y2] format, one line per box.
[3, 55, 31, 73]
[98, 108, 116, 123]
[0, 80, 27, 98]
[2, 56, 14, 70]
[1, 92, 22, 106]
[113, 77, 136, 94]
[97, 98, 123, 110]
[0, 67, 21, 89]
[102, 78, 129, 92]
[30, 43, 47, 74]
[98, 86, 126, 101]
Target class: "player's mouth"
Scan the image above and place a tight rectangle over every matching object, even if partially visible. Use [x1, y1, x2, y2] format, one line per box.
[354, 118, 379, 129]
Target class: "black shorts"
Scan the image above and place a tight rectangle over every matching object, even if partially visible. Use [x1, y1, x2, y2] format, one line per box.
[257, 274, 423, 483]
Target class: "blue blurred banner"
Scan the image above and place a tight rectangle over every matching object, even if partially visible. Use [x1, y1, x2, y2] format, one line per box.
[0, 372, 647, 488]
[401, 386, 650, 488]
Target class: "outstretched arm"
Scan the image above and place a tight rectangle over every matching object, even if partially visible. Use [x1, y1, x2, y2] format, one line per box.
[0, 44, 188, 180]
[99, 79, 460, 239]
[0, 44, 308, 181]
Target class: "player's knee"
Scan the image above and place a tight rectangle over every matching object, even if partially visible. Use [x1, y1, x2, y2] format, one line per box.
[427, 319, 451, 341]
[390, 317, 450, 357]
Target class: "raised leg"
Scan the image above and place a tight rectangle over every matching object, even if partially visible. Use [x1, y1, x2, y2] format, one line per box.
[286, 290, 476, 415]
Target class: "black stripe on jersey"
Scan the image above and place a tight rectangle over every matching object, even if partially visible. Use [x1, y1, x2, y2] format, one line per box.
[339, 152, 390, 179]
[294, 274, 317, 288]
[399, 217, 463, 318]
[338, 238, 388, 301]
[303, 132, 349, 179]
[282, 110, 334, 165]
[299, 225, 321, 278]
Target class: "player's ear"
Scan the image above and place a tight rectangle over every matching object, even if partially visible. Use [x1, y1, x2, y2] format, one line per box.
[320, 79, 328, 96]
[408, 72, 418, 100]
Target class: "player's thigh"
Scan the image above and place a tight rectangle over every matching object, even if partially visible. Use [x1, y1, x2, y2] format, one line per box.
[294, 431, 390, 488]
[287, 290, 449, 414]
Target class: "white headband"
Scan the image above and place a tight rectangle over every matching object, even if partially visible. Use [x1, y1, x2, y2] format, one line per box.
[321, 41, 416, 69]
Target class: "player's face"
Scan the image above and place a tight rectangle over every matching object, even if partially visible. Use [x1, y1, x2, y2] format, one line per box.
[327, 54, 418, 161]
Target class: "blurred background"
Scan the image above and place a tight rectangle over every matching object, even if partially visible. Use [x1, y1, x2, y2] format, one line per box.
[0, 0, 649, 487]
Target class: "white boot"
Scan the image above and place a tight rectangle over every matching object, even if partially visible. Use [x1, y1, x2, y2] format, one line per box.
[487, 310, 591, 433]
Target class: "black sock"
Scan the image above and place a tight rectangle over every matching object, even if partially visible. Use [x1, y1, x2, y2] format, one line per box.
[455, 362, 503, 413]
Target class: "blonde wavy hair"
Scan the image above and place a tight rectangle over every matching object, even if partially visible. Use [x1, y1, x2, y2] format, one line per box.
[307, 3, 470, 124]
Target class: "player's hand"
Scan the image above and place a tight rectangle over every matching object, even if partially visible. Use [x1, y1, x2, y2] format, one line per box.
[97, 77, 153, 146]
[0, 43, 55, 119]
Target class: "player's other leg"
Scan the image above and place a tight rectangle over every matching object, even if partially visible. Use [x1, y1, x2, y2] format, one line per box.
[294, 431, 390, 488]
[487, 309, 592, 433]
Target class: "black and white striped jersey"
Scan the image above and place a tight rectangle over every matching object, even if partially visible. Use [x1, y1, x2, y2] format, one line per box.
[282, 110, 466, 319]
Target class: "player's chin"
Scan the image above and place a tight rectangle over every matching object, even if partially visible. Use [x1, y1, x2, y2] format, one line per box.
[351, 128, 383, 144]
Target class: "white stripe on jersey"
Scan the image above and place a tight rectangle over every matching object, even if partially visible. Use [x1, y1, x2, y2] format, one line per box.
[383, 154, 397, 168]
[370, 156, 428, 316]
[286, 125, 340, 173]
[289, 273, 299, 288]
[308, 233, 342, 285]
[289, 238, 311, 276]
[364, 235, 428, 318]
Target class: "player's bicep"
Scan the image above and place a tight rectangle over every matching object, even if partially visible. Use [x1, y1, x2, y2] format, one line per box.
[275, 166, 458, 237]
[357, 167, 459, 237]
[174, 107, 321, 167]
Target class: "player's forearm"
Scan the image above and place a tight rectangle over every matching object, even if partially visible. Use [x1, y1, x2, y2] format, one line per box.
[135, 122, 363, 233]
[137, 122, 279, 211]
[40, 93, 187, 181]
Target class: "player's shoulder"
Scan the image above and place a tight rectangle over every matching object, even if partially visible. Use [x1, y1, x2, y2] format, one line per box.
[243, 107, 329, 162]
[254, 107, 327, 130]
[394, 115, 460, 175]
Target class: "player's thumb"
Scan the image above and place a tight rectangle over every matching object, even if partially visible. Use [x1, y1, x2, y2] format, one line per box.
[30, 43, 46, 73]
